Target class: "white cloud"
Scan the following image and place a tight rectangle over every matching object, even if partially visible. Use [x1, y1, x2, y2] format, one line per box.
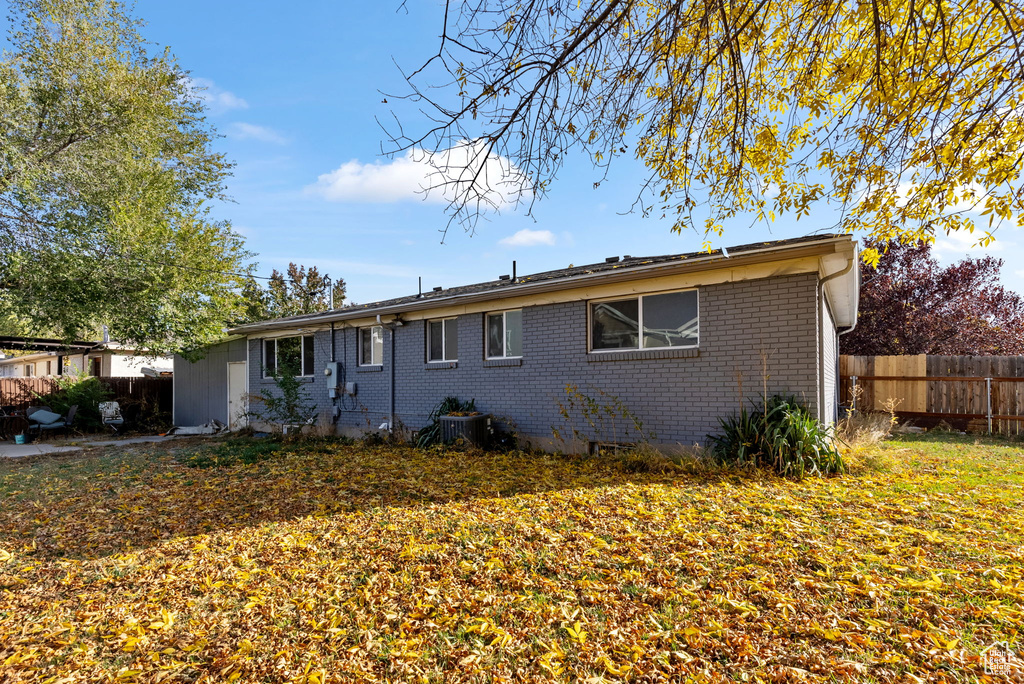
[893, 178, 991, 215]
[498, 228, 556, 247]
[188, 77, 248, 114]
[932, 230, 1008, 259]
[226, 122, 288, 145]
[307, 140, 531, 208]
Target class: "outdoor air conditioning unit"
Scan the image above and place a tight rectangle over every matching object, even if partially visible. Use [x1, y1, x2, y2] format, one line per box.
[439, 414, 491, 447]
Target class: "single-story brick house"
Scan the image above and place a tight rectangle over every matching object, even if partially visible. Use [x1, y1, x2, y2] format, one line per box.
[174, 234, 859, 449]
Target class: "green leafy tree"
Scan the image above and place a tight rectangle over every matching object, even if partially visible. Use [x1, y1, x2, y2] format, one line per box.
[396, 1, 1024, 261]
[0, 0, 251, 353]
[249, 365, 317, 430]
[33, 370, 113, 432]
[238, 263, 347, 323]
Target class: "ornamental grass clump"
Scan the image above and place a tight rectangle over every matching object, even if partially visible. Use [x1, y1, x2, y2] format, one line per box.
[708, 395, 845, 478]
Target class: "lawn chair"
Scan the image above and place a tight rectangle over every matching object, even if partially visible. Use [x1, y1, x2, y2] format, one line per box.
[28, 405, 78, 438]
[99, 401, 124, 435]
[26, 405, 53, 421]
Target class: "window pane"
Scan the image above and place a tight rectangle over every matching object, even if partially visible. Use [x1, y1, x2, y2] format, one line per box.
[444, 318, 458, 360]
[372, 326, 383, 364]
[591, 299, 639, 350]
[360, 328, 371, 365]
[263, 340, 276, 375]
[487, 314, 504, 357]
[643, 290, 699, 348]
[428, 321, 444, 361]
[303, 336, 315, 375]
[505, 310, 522, 357]
[277, 336, 302, 375]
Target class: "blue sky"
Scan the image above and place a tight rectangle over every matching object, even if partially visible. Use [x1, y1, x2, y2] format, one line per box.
[140, 1, 1024, 305]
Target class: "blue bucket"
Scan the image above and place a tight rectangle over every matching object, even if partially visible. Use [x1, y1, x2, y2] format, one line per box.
[14, 434, 27, 445]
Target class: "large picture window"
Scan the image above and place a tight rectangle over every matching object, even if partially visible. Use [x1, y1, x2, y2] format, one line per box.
[590, 289, 698, 351]
[263, 335, 315, 377]
[486, 310, 522, 359]
[427, 318, 458, 362]
[359, 326, 384, 366]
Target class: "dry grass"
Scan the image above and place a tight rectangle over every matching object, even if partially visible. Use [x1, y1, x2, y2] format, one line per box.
[839, 408, 898, 447]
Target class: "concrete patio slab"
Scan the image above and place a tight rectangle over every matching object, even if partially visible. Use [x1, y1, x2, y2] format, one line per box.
[0, 443, 82, 458]
[0, 435, 180, 459]
[70, 435, 179, 448]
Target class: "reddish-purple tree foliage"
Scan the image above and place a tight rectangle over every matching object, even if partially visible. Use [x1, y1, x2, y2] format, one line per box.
[840, 241, 1024, 356]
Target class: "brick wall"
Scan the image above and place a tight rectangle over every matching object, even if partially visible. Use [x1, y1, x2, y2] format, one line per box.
[247, 272, 824, 449]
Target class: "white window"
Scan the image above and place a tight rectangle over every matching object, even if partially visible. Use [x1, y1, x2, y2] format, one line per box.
[427, 318, 458, 362]
[24, 363, 35, 377]
[263, 335, 315, 377]
[486, 310, 523, 359]
[590, 289, 699, 351]
[359, 326, 384, 366]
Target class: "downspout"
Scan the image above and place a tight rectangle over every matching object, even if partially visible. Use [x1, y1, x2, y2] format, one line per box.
[389, 325, 396, 432]
[818, 254, 856, 422]
[330, 322, 339, 425]
[330, 322, 336, 363]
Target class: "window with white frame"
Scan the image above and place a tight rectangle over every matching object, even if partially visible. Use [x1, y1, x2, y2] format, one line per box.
[427, 317, 458, 362]
[590, 289, 698, 351]
[359, 326, 384, 366]
[24, 363, 35, 377]
[486, 309, 523, 359]
[263, 335, 315, 377]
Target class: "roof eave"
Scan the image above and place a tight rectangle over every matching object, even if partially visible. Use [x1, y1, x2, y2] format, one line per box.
[230, 235, 855, 335]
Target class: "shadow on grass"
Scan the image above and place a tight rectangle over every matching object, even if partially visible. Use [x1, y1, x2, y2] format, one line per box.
[0, 437, 746, 561]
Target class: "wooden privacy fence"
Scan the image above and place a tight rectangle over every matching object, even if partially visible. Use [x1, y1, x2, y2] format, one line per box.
[0, 377, 172, 414]
[840, 355, 1024, 435]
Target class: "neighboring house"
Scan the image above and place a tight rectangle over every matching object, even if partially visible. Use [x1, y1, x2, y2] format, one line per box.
[174, 234, 859, 450]
[0, 342, 173, 379]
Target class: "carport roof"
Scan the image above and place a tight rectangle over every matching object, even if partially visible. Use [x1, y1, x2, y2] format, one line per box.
[0, 336, 100, 354]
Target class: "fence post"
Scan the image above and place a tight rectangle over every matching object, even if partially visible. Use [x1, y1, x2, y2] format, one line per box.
[851, 376, 858, 411]
[986, 377, 993, 435]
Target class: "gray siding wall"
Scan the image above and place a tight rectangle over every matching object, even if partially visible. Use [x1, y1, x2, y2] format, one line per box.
[247, 272, 824, 448]
[173, 339, 247, 426]
[822, 297, 839, 424]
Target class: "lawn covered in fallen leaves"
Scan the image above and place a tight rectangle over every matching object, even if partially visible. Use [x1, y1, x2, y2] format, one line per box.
[0, 435, 1021, 683]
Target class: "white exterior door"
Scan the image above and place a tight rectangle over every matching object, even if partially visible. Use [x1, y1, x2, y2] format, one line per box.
[227, 361, 248, 430]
